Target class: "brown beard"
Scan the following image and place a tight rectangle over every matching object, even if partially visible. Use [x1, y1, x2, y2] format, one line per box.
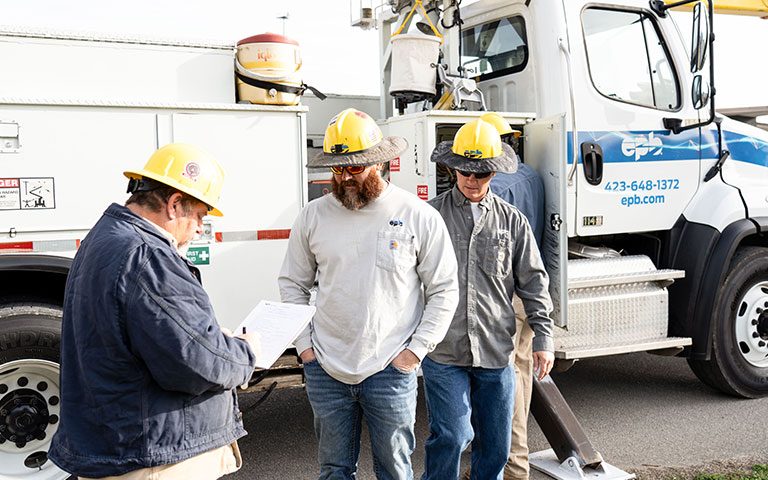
[331, 170, 384, 210]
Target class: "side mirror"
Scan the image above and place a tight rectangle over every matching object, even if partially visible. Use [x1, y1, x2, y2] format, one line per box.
[692, 74, 710, 110]
[690, 2, 709, 73]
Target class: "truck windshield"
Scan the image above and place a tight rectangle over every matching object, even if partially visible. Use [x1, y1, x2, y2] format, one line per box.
[461, 15, 528, 80]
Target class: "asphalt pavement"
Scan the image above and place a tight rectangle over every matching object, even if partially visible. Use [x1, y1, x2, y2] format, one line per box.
[231, 352, 768, 479]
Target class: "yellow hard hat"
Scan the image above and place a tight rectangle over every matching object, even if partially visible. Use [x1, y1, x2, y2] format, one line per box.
[323, 108, 383, 155]
[479, 112, 521, 137]
[431, 118, 518, 174]
[452, 119, 504, 159]
[124, 143, 226, 216]
[308, 108, 408, 167]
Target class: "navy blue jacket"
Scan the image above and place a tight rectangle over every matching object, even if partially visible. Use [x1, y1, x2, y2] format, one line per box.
[49, 203, 256, 477]
[490, 163, 545, 248]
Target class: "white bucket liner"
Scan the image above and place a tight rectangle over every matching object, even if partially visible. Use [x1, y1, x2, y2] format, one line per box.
[389, 33, 441, 97]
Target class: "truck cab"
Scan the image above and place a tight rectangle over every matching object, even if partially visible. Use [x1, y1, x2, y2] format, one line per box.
[376, 0, 768, 398]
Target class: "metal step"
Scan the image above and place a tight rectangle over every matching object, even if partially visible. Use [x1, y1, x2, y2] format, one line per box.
[556, 255, 686, 356]
[567, 269, 685, 289]
[554, 336, 692, 360]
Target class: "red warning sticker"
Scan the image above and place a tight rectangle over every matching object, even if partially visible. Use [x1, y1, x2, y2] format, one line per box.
[0, 178, 56, 210]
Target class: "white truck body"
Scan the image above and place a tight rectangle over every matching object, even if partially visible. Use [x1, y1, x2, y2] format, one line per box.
[0, 29, 307, 329]
[0, 103, 307, 327]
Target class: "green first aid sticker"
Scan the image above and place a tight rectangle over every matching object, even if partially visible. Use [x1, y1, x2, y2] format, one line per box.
[186, 246, 210, 265]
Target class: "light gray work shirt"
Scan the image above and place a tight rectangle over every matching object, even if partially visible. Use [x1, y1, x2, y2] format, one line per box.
[427, 186, 554, 368]
[279, 183, 459, 384]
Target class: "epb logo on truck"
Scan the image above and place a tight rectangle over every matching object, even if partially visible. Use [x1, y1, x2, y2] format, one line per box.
[621, 133, 663, 161]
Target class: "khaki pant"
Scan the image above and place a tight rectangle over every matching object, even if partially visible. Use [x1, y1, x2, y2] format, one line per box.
[504, 295, 534, 480]
[80, 442, 242, 480]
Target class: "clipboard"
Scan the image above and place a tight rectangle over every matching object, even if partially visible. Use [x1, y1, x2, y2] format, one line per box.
[236, 300, 315, 369]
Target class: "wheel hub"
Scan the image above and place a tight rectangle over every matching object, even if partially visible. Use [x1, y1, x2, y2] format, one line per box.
[735, 280, 768, 368]
[0, 358, 65, 479]
[758, 311, 768, 340]
[0, 389, 50, 448]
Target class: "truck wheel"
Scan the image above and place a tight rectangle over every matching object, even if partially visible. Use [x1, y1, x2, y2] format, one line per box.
[0, 303, 70, 480]
[688, 247, 768, 398]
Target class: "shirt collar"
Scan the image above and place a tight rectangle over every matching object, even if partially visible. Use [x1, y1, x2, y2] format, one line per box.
[105, 203, 188, 258]
[450, 185, 495, 209]
[147, 221, 180, 252]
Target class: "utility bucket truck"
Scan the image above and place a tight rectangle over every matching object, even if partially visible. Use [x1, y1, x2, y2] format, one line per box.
[1, 0, 767, 477]
[364, 0, 768, 401]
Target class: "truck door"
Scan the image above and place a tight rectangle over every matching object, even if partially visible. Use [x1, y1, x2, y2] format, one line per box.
[566, 3, 702, 236]
[525, 114, 568, 327]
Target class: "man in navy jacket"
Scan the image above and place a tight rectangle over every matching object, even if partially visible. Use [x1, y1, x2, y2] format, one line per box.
[49, 143, 260, 479]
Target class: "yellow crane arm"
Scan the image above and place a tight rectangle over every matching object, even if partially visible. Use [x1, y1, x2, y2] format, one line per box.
[667, 0, 768, 17]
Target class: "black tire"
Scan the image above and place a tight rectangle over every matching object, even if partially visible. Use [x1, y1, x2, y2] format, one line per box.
[0, 303, 62, 365]
[0, 303, 68, 480]
[687, 247, 768, 398]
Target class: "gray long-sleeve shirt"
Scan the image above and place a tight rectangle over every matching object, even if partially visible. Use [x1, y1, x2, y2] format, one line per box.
[427, 186, 554, 368]
[279, 183, 459, 384]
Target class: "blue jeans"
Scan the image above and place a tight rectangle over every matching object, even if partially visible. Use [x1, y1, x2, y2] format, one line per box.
[421, 356, 515, 480]
[303, 358, 418, 480]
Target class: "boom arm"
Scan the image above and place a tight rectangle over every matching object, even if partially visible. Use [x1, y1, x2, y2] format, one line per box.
[667, 0, 768, 17]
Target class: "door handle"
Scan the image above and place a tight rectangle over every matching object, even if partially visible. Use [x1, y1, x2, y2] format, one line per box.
[580, 142, 603, 186]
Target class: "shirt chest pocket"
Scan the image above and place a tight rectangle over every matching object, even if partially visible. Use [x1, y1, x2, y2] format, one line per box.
[376, 231, 417, 272]
[479, 231, 513, 278]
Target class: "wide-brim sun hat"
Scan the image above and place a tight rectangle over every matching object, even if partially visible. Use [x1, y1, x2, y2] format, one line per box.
[308, 108, 408, 168]
[431, 118, 518, 174]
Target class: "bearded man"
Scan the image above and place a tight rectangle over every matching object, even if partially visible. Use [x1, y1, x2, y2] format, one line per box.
[278, 108, 459, 480]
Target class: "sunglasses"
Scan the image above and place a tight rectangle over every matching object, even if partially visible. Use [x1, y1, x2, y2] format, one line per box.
[457, 170, 492, 179]
[330, 165, 366, 175]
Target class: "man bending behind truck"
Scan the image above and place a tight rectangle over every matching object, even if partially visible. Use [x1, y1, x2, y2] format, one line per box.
[49, 143, 261, 480]
[279, 108, 459, 480]
[422, 119, 555, 480]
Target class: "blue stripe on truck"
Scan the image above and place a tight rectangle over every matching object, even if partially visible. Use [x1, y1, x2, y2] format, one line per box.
[565, 129, 768, 167]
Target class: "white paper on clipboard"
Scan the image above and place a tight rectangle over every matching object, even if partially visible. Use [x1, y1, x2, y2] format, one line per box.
[236, 300, 315, 369]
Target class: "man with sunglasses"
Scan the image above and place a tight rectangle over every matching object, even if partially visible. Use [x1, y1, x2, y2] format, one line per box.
[483, 112, 547, 480]
[422, 118, 555, 480]
[278, 108, 459, 480]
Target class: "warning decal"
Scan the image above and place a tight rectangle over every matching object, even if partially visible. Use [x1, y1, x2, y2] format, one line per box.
[0, 178, 20, 210]
[0, 178, 55, 210]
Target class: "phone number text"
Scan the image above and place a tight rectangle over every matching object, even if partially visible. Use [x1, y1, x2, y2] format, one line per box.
[604, 179, 679, 192]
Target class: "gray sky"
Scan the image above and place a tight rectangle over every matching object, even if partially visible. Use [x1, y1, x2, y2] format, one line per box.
[2, 0, 767, 108]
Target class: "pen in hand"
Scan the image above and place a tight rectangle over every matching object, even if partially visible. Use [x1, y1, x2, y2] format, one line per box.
[236, 328, 261, 360]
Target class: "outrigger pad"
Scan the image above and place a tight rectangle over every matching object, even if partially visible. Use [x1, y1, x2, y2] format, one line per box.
[529, 449, 635, 480]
